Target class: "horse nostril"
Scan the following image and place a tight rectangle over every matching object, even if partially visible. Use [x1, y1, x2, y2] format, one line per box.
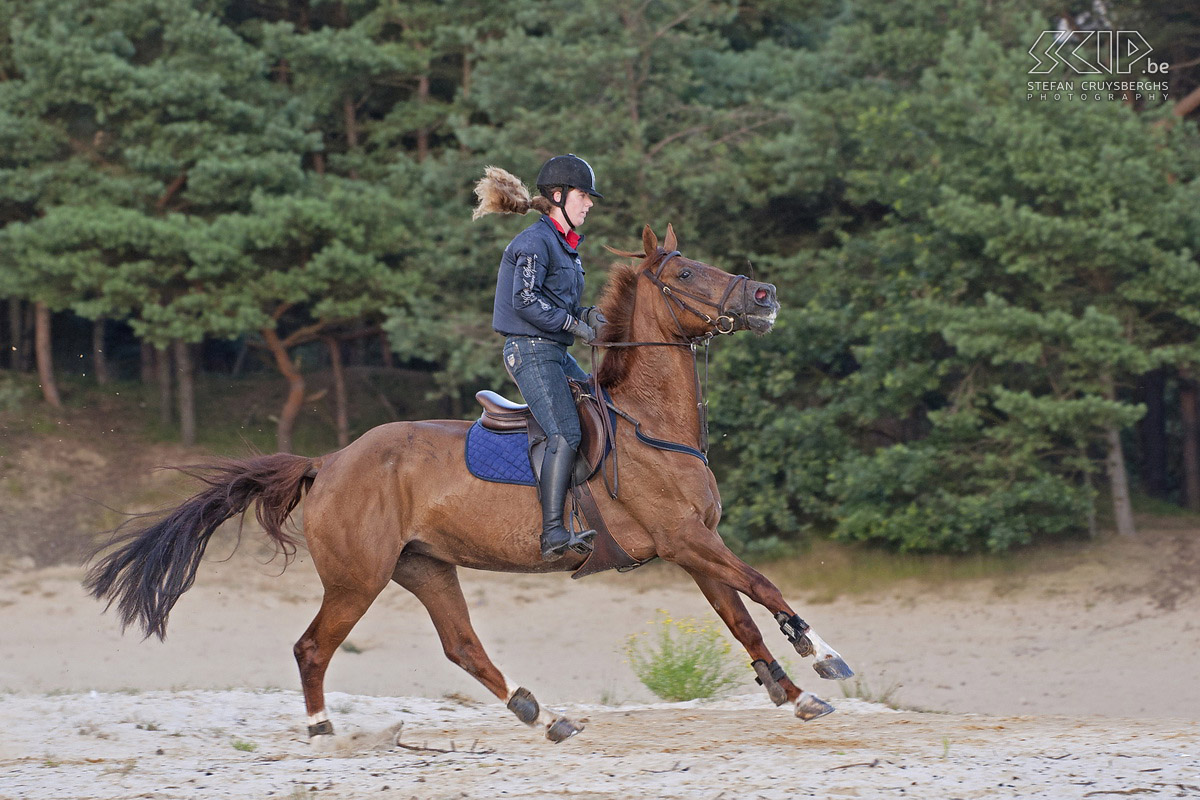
[754, 287, 770, 304]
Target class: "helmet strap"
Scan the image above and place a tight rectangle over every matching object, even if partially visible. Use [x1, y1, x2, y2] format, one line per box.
[552, 187, 577, 230]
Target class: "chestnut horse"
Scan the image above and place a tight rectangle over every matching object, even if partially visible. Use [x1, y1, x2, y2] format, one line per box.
[85, 224, 852, 743]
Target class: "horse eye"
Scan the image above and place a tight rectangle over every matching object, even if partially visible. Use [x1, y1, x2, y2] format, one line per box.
[679, 269, 692, 280]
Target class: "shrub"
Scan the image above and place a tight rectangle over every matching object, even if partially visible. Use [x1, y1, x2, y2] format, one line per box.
[625, 610, 743, 702]
[0, 375, 29, 413]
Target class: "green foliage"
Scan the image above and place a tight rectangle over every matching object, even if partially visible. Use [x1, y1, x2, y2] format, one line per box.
[2, 0, 1199, 551]
[625, 610, 744, 702]
[711, 10, 1200, 552]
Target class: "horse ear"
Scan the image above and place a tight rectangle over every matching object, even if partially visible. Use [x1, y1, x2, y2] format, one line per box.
[663, 223, 677, 252]
[642, 224, 658, 256]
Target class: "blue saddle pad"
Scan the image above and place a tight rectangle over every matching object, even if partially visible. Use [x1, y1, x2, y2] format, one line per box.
[465, 421, 536, 486]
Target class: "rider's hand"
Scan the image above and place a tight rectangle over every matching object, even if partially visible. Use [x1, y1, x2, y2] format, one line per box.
[567, 317, 597, 344]
[582, 306, 607, 328]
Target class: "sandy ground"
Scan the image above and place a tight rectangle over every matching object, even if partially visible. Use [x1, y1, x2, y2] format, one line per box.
[1, 525, 1199, 799]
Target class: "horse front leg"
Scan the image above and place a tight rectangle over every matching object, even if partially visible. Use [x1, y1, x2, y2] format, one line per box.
[391, 551, 584, 743]
[685, 568, 802, 707]
[665, 527, 853, 719]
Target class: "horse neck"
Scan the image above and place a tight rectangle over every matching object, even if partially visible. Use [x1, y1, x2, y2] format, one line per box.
[608, 283, 703, 448]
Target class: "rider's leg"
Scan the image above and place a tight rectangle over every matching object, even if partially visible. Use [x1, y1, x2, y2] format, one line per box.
[503, 337, 595, 560]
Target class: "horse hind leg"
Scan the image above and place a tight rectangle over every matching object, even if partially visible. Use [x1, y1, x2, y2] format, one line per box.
[294, 583, 387, 741]
[391, 551, 584, 743]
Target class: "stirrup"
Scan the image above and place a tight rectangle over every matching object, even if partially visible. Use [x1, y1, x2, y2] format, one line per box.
[540, 526, 596, 561]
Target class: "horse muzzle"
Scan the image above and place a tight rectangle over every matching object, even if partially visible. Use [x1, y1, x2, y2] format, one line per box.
[733, 281, 779, 334]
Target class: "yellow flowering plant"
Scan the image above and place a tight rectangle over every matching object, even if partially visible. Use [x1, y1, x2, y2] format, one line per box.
[625, 610, 744, 702]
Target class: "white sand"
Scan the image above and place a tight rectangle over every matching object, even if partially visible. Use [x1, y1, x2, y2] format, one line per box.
[2, 531, 1199, 799]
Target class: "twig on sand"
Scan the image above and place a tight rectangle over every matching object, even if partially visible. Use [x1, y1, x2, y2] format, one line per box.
[1083, 789, 1155, 797]
[395, 736, 494, 756]
[824, 759, 881, 772]
[642, 761, 689, 774]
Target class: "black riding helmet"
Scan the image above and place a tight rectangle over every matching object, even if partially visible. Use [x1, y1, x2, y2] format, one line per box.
[536, 154, 602, 229]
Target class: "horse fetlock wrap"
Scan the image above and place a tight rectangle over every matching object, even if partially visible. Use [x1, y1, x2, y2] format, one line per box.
[506, 686, 541, 725]
[775, 611, 855, 682]
[507, 685, 583, 742]
[751, 659, 790, 706]
[307, 711, 334, 738]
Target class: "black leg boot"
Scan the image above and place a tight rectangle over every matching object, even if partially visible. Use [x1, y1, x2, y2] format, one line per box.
[539, 434, 596, 561]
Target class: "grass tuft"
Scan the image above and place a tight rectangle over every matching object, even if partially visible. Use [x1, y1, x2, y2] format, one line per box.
[840, 674, 903, 709]
[625, 609, 743, 702]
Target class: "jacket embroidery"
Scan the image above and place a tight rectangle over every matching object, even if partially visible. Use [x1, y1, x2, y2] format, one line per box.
[517, 254, 552, 312]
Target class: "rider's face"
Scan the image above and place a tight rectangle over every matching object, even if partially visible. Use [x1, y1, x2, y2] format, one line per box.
[559, 188, 594, 226]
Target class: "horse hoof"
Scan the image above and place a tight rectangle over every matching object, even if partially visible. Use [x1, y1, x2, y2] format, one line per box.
[507, 687, 540, 726]
[813, 655, 855, 680]
[794, 691, 835, 721]
[546, 717, 583, 743]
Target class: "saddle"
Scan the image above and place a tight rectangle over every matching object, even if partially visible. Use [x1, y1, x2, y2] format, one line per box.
[475, 379, 606, 487]
[473, 380, 648, 579]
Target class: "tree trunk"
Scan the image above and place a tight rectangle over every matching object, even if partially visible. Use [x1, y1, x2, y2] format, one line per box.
[20, 300, 34, 372]
[379, 331, 392, 368]
[34, 302, 62, 408]
[140, 340, 155, 384]
[342, 95, 360, 179]
[174, 339, 196, 446]
[1105, 425, 1137, 537]
[1181, 379, 1200, 512]
[326, 336, 349, 448]
[156, 345, 173, 430]
[262, 327, 304, 453]
[92, 318, 110, 385]
[1102, 375, 1135, 537]
[1137, 368, 1168, 499]
[7, 298, 21, 370]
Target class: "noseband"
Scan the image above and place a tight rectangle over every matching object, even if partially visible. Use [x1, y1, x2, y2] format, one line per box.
[643, 250, 749, 337]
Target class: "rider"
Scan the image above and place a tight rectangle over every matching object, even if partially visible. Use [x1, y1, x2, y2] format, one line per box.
[486, 154, 606, 561]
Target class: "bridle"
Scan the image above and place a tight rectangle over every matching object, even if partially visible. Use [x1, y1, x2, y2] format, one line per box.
[595, 249, 751, 349]
[642, 249, 750, 337]
[586, 249, 752, 497]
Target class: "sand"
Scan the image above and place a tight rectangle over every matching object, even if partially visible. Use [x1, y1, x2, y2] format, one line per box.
[1, 526, 1198, 799]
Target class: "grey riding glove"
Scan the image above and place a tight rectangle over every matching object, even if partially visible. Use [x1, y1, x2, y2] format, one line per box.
[566, 317, 597, 344]
[582, 306, 607, 328]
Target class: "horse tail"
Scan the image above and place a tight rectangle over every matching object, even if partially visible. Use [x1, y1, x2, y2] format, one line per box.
[84, 453, 317, 641]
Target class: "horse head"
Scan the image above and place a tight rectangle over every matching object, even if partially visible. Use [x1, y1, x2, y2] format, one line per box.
[609, 224, 779, 340]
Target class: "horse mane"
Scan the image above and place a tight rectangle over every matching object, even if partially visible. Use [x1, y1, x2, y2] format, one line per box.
[594, 255, 653, 388]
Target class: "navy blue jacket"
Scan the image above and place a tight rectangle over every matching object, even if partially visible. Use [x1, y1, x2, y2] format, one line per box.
[492, 216, 587, 346]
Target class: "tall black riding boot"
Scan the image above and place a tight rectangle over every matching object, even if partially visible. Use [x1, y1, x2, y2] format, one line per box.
[538, 434, 596, 561]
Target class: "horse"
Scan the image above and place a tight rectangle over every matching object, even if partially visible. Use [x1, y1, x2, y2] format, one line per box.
[85, 223, 853, 744]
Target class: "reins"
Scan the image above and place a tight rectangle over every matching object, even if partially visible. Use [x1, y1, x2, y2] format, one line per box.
[585, 249, 748, 498]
